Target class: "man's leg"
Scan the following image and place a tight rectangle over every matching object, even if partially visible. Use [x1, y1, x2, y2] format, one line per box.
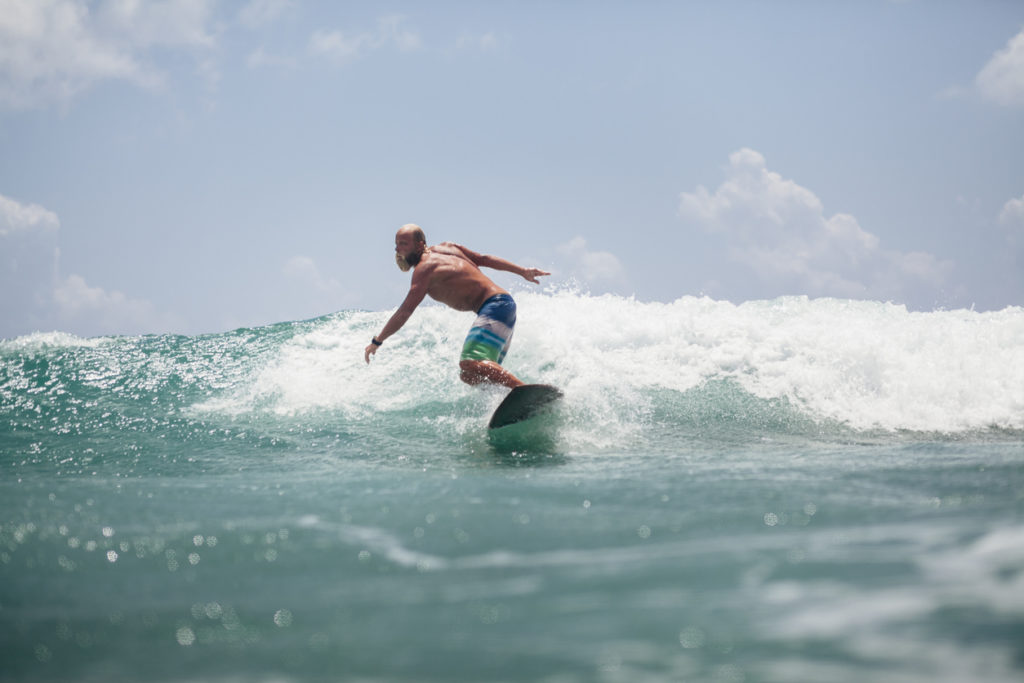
[460, 294, 520, 389]
[459, 359, 523, 389]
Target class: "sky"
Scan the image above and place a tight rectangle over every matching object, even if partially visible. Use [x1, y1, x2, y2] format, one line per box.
[1, 0, 1023, 339]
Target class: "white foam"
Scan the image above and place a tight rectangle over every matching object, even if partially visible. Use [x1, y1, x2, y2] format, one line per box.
[518, 291, 1024, 432]
[198, 292, 1024, 434]
[195, 307, 486, 420]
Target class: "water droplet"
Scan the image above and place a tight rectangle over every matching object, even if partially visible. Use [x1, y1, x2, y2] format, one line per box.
[679, 626, 706, 649]
[176, 627, 195, 646]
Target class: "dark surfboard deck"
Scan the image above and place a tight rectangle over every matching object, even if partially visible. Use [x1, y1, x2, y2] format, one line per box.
[488, 384, 564, 429]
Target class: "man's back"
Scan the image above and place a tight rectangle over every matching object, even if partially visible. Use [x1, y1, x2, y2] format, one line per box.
[418, 243, 507, 312]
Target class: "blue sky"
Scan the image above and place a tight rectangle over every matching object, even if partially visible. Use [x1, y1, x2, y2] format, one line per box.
[1, 0, 1023, 338]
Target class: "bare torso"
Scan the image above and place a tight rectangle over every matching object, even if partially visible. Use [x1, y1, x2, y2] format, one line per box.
[418, 243, 507, 312]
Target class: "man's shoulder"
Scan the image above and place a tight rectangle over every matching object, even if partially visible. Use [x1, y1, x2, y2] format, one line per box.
[431, 242, 473, 260]
[415, 248, 458, 275]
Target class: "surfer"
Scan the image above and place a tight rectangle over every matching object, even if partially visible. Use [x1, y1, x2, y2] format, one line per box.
[364, 224, 550, 389]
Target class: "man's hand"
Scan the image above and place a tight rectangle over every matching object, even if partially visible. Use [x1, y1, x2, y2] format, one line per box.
[522, 267, 550, 284]
[364, 343, 378, 363]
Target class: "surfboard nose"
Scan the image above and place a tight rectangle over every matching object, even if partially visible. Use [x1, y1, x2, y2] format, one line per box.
[488, 384, 564, 429]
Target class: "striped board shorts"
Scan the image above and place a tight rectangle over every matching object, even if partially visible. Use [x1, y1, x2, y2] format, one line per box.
[460, 294, 516, 364]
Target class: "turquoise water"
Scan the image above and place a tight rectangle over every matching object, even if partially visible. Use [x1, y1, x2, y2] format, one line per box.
[2, 292, 1023, 682]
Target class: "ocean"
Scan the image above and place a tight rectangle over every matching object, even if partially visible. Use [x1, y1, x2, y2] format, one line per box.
[2, 291, 1023, 682]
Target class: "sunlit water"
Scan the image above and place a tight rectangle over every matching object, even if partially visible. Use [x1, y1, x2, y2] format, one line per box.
[2, 292, 1023, 682]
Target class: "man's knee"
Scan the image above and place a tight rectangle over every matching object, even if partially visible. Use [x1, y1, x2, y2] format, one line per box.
[459, 359, 482, 385]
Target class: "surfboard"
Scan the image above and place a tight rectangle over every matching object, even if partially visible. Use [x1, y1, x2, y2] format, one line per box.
[488, 384, 564, 429]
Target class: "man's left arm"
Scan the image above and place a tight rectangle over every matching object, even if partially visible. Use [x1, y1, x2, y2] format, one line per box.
[450, 243, 550, 284]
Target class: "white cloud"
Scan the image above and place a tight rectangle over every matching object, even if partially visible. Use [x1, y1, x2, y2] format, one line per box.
[246, 46, 296, 70]
[379, 15, 421, 52]
[238, 0, 294, 29]
[976, 28, 1024, 107]
[679, 148, 951, 302]
[52, 272, 174, 334]
[456, 31, 498, 52]
[0, 193, 60, 236]
[95, 0, 215, 49]
[0, 194, 181, 337]
[308, 16, 421, 66]
[283, 255, 344, 295]
[556, 236, 626, 285]
[998, 193, 1024, 230]
[281, 255, 349, 320]
[999, 193, 1024, 251]
[0, 0, 216, 109]
[309, 29, 372, 65]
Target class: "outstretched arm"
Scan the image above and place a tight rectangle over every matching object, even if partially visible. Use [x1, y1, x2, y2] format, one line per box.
[364, 276, 429, 363]
[449, 243, 550, 283]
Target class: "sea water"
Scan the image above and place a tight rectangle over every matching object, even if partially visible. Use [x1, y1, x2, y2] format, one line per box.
[1, 291, 1022, 682]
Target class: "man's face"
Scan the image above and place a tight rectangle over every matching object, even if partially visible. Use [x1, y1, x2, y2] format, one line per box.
[395, 232, 419, 258]
[394, 231, 422, 272]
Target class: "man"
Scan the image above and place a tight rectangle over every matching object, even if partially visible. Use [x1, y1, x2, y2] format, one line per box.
[364, 224, 550, 389]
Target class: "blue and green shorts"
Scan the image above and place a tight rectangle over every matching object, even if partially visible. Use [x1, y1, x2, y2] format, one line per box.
[460, 294, 516, 364]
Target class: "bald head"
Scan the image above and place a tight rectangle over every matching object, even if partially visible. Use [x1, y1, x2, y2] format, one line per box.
[397, 223, 426, 245]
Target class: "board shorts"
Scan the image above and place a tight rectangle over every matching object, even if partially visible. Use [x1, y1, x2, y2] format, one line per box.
[460, 293, 516, 364]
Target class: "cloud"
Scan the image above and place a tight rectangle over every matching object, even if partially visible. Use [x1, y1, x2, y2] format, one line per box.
[95, 0, 215, 49]
[998, 193, 1024, 230]
[1, 194, 179, 337]
[308, 15, 421, 66]
[281, 255, 349, 319]
[283, 255, 344, 295]
[246, 46, 296, 70]
[0, 0, 216, 109]
[0, 193, 60, 236]
[679, 148, 951, 302]
[976, 28, 1024, 107]
[52, 271, 179, 336]
[308, 29, 371, 65]
[238, 0, 295, 29]
[556, 236, 626, 286]
[456, 31, 499, 52]
[999, 193, 1024, 251]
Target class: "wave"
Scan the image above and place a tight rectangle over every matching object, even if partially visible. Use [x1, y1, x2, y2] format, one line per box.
[2, 292, 1023, 457]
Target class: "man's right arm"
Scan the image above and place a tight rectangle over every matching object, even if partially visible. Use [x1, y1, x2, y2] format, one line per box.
[364, 274, 429, 363]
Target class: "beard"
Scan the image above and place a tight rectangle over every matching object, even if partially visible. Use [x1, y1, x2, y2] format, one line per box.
[395, 248, 423, 272]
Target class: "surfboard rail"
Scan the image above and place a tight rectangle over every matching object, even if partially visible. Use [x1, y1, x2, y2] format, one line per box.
[488, 384, 564, 429]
